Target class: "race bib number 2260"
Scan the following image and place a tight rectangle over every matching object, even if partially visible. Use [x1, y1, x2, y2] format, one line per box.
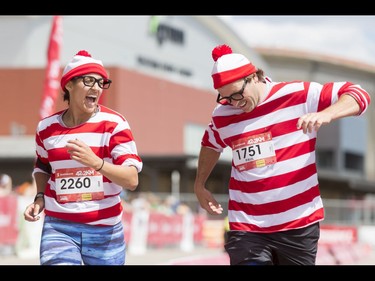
[55, 167, 104, 203]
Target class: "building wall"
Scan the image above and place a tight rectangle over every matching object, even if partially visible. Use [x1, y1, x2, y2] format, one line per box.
[0, 16, 266, 91]
[1, 15, 265, 188]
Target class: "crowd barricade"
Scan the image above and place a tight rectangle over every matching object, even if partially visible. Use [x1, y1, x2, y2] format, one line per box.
[122, 210, 207, 254]
[147, 213, 183, 247]
[0, 193, 43, 258]
[316, 224, 373, 265]
[0, 194, 19, 246]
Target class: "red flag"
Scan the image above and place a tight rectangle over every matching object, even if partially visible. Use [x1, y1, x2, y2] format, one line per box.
[39, 16, 63, 119]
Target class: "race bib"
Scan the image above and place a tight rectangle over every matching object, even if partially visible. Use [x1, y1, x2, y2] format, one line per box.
[55, 167, 104, 203]
[232, 132, 277, 171]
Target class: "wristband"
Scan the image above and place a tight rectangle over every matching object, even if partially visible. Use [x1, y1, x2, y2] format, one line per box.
[96, 159, 105, 171]
[34, 192, 45, 202]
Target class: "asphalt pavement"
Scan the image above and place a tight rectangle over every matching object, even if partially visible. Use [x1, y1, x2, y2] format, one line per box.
[0, 246, 228, 265]
[1, 245, 374, 266]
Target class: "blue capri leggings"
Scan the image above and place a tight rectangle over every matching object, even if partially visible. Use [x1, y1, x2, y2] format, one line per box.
[40, 216, 126, 265]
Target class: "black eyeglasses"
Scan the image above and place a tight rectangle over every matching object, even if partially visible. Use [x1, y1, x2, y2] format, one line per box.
[216, 78, 248, 104]
[74, 75, 112, 89]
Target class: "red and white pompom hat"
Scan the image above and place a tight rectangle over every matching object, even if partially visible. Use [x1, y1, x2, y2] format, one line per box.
[60, 50, 108, 91]
[211, 44, 257, 89]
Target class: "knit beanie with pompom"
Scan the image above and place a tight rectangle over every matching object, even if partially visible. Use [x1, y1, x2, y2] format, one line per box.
[60, 50, 108, 91]
[211, 44, 257, 89]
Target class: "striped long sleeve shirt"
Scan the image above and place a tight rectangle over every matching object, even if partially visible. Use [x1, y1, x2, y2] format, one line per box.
[202, 79, 371, 233]
[34, 105, 143, 226]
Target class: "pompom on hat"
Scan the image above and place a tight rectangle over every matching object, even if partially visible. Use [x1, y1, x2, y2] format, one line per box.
[211, 44, 257, 89]
[60, 50, 108, 91]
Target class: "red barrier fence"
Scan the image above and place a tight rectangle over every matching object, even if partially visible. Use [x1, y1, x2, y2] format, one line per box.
[317, 224, 373, 265]
[122, 211, 206, 248]
[0, 194, 19, 245]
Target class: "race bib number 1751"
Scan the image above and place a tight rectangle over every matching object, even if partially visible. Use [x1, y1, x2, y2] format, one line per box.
[232, 132, 277, 171]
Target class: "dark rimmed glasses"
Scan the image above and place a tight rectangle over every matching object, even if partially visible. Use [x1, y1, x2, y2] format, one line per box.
[74, 75, 112, 89]
[216, 78, 248, 104]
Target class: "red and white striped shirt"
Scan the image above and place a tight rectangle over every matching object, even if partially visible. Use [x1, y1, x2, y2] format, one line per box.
[34, 105, 143, 226]
[202, 79, 371, 233]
